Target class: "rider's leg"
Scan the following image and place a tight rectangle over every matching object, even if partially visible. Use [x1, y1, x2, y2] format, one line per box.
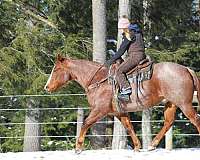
[115, 53, 146, 101]
[115, 56, 136, 100]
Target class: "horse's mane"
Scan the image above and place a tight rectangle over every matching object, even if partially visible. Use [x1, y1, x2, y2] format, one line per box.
[70, 58, 103, 67]
[68, 58, 109, 82]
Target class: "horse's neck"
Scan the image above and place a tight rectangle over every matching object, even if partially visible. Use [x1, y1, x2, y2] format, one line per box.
[70, 60, 103, 89]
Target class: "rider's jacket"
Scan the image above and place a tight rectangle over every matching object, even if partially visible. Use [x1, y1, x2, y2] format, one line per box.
[106, 27, 145, 66]
[128, 31, 145, 54]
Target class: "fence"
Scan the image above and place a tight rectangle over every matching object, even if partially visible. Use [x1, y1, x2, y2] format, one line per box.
[0, 92, 199, 151]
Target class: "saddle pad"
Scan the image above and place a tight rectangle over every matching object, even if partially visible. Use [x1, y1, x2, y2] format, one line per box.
[127, 62, 154, 83]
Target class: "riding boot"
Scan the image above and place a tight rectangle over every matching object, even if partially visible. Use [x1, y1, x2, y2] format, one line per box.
[118, 86, 132, 101]
[116, 70, 132, 101]
[116, 71, 132, 101]
[115, 54, 144, 102]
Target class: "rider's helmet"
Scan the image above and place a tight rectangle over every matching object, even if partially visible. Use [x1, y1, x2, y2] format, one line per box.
[118, 17, 130, 29]
[128, 23, 140, 33]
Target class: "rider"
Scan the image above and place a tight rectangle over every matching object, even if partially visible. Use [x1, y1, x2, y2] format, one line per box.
[105, 16, 146, 101]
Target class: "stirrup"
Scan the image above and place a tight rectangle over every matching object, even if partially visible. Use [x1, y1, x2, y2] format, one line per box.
[120, 87, 132, 95]
[118, 93, 130, 102]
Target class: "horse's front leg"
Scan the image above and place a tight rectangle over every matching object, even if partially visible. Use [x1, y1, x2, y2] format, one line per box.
[75, 108, 106, 154]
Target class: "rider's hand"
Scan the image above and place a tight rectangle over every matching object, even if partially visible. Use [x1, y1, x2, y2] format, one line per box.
[104, 60, 111, 68]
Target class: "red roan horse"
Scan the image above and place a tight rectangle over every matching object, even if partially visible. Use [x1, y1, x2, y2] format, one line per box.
[44, 54, 200, 153]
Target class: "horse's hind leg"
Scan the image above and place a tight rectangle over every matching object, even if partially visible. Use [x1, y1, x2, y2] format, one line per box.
[75, 109, 106, 154]
[149, 102, 177, 151]
[179, 103, 200, 133]
[117, 115, 141, 151]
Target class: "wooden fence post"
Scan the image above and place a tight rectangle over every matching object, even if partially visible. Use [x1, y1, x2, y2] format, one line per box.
[165, 126, 173, 150]
[142, 109, 152, 149]
[76, 108, 84, 138]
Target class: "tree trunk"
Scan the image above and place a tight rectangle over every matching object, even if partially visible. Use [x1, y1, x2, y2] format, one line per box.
[193, 0, 200, 27]
[192, 0, 200, 12]
[118, 0, 131, 19]
[23, 19, 41, 151]
[23, 98, 41, 152]
[91, 0, 107, 149]
[143, 0, 151, 42]
[92, 0, 106, 63]
[142, 0, 152, 150]
[112, 0, 130, 150]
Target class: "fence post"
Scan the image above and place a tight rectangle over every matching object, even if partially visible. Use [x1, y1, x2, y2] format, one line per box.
[165, 126, 173, 150]
[76, 108, 84, 138]
[142, 109, 152, 149]
[112, 117, 127, 149]
[23, 99, 41, 152]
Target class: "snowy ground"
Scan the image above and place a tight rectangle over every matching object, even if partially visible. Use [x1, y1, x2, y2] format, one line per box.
[1, 148, 200, 160]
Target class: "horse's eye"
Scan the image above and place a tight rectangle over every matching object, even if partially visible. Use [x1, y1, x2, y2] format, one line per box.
[54, 68, 59, 72]
[54, 69, 57, 72]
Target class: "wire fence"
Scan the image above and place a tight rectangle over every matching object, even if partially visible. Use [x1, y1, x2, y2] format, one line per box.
[0, 93, 199, 140]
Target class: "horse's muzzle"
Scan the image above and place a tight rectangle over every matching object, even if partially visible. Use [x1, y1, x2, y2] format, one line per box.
[44, 85, 50, 92]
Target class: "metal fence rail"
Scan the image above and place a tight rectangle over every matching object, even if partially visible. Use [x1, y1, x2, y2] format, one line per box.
[0, 93, 199, 149]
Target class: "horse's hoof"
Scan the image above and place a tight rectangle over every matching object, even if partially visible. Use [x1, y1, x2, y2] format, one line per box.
[75, 149, 82, 154]
[134, 148, 140, 152]
[148, 145, 156, 151]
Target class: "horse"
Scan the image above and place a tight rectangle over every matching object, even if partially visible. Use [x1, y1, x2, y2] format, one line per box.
[44, 54, 200, 153]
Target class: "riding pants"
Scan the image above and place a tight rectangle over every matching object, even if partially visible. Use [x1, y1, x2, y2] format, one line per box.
[115, 52, 146, 90]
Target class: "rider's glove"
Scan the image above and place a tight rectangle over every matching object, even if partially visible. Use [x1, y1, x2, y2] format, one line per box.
[104, 60, 111, 68]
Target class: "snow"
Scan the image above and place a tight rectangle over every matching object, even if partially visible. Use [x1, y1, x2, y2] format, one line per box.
[0, 148, 200, 160]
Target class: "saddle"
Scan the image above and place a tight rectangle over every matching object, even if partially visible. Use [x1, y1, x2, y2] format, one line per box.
[109, 57, 154, 113]
[109, 57, 154, 84]
[126, 58, 154, 83]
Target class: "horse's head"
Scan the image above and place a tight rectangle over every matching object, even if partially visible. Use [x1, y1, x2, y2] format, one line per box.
[44, 54, 72, 92]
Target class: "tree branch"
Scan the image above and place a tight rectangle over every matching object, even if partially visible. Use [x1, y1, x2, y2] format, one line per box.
[24, 9, 57, 29]
[12, 0, 57, 29]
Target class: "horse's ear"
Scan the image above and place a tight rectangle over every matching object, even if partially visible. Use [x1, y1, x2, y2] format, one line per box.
[56, 53, 64, 62]
[65, 54, 71, 60]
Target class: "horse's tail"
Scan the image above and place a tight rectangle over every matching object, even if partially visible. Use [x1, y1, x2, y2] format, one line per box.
[187, 68, 200, 104]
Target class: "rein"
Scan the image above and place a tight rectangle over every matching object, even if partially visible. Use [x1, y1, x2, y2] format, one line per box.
[85, 65, 107, 92]
[87, 77, 108, 91]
